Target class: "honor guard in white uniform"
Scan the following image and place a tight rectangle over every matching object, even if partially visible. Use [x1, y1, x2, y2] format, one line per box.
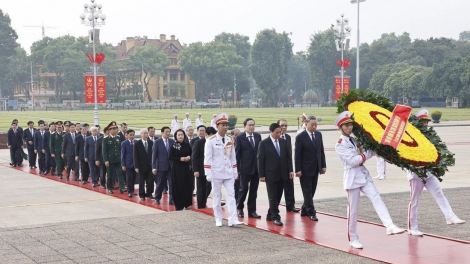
[183, 113, 192, 131]
[296, 113, 307, 135]
[195, 113, 204, 127]
[406, 109, 465, 236]
[335, 111, 405, 249]
[171, 114, 180, 133]
[210, 114, 217, 129]
[204, 113, 243, 227]
[375, 157, 386, 180]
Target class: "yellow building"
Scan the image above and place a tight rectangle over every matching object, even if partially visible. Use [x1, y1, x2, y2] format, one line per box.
[115, 34, 196, 101]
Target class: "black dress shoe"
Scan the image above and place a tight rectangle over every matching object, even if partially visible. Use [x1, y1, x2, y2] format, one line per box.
[12, 165, 16, 167]
[169, 199, 174, 205]
[273, 220, 283, 226]
[100, 185, 106, 189]
[33, 166, 37, 169]
[66, 177, 70, 181]
[51, 172, 56, 176]
[92, 183, 97, 187]
[266, 215, 273, 221]
[74, 178, 79, 181]
[108, 189, 113, 194]
[113, 186, 119, 189]
[145, 194, 154, 199]
[192, 193, 196, 197]
[128, 193, 133, 197]
[238, 210, 244, 218]
[301, 211, 308, 217]
[58, 175, 63, 179]
[249, 212, 262, 219]
[44, 171, 49, 175]
[309, 215, 318, 221]
[287, 208, 300, 213]
[120, 189, 127, 194]
[155, 199, 160, 205]
[140, 197, 145, 201]
[163, 190, 168, 194]
[221, 202, 226, 206]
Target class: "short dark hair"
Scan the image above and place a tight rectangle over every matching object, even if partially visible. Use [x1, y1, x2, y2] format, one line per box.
[277, 119, 287, 125]
[27, 121, 34, 125]
[206, 127, 217, 136]
[147, 126, 155, 131]
[121, 122, 127, 127]
[126, 129, 135, 134]
[38, 122, 45, 126]
[49, 122, 55, 127]
[173, 129, 186, 139]
[161, 126, 170, 133]
[95, 125, 101, 128]
[69, 123, 75, 127]
[197, 125, 206, 130]
[103, 127, 108, 133]
[75, 122, 80, 125]
[83, 123, 89, 128]
[269, 123, 281, 132]
[243, 118, 255, 127]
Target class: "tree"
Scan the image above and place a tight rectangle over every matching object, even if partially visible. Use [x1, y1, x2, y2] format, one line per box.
[425, 57, 466, 101]
[459, 31, 470, 42]
[369, 62, 410, 93]
[251, 29, 293, 106]
[287, 52, 311, 102]
[96, 44, 130, 102]
[127, 45, 171, 102]
[4, 47, 31, 99]
[383, 65, 431, 103]
[168, 81, 185, 99]
[61, 49, 88, 101]
[0, 9, 19, 98]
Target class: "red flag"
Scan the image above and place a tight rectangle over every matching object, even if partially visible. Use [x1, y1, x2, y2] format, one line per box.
[95, 53, 105, 65]
[380, 105, 412, 149]
[343, 59, 351, 69]
[336, 59, 343, 68]
[86, 53, 94, 64]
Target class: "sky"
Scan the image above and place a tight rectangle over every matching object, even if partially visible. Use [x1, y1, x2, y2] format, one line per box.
[2, 0, 470, 54]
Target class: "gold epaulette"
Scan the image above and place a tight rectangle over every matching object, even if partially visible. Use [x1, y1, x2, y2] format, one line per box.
[104, 135, 109, 138]
[51, 131, 56, 134]
[208, 135, 216, 140]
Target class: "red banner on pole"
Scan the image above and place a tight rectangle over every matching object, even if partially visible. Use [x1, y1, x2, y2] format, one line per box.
[380, 104, 412, 149]
[334, 76, 350, 100]
[84, 75, 106, 104]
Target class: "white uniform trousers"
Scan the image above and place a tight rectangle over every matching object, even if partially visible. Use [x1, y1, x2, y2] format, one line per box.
[347, 179, 393, 241]
[408, 177, 456, 231]
[212, 178, 237, 224]
[376, 157, 386, 178]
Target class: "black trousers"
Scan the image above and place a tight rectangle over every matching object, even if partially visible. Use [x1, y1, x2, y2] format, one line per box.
[283, 178, 296, 210]
[26, 145, 36, 167]
[125, 168, 136, 193]
[88, 159, 99, 184]
[10, 146, 22, 165]
[266, 179, 284, 220]
[46, 151, 56, 172]
[80, 158, 90, 182]
[65, 156, 78, 179]
[300, 172, 319, 216]
[155, 170, 172, 201]
[196, 175, 212, 208]
[234, 178, 240, 201]
[98, 160, 107, 187]
[237, 173, 259, 214]
[138, 164, 154, 198]
[37, 151, 46, 172]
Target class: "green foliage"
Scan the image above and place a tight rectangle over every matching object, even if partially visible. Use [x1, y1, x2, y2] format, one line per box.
[0, 9, 19, 98]
[168, 81, 185, 99]
[459, 31, 470, 42]
[336, 89, 455, 182]
[431, 110, 442, 115]
[287, 52, 312, 101]
[127, 45, 170, 102]
[251, 29, 293, 106]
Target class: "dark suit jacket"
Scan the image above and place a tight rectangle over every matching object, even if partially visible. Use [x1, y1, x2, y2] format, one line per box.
[191, 137, 206, 175]
[281, 133, 292, 158]
[8, 128, 23, 148]
[235, 132, 262, 175]
[258, 137, 292, 182]
[190, 137, 203, 147]
[118, 131, 125, 142]
[152, 137, 174, 171]
[23, 128, 36, 147]
[75, 134, 87, 159]
[294, 130, 326, 176]
[84, 136, 97, 161]
[121, 139, 136, 168]
[62, 133, 76, 157]
[43, 131, 52, 154]
[34, 130, 46, 152]
[95, 136, 104, 162]
[133, 139, 153, 169]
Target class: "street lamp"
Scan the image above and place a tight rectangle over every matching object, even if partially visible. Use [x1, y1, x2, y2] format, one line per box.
[80, 0, 106, 126]
[334, 14, 351, 94]
[351, 0, 366, 89]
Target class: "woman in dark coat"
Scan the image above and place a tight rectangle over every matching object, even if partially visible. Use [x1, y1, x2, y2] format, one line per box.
[169, 129, 194, 210]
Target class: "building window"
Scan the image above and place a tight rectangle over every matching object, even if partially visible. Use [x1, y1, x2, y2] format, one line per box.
[180, 72, 185, 81]
[170, 73, 178, 81]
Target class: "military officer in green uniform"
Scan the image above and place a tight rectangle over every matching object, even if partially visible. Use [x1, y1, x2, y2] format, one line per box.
[63, 120, 71, 169]
[103, 121, 127, 194]
[50, 121, 65, 179]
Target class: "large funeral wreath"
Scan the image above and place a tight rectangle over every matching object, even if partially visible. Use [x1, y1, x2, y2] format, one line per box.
[336, 89, 455, 182]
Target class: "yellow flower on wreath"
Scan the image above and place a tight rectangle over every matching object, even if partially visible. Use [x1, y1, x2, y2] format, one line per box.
[347, 101, 439, 165]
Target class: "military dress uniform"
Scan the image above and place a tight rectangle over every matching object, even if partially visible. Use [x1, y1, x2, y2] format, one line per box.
[103, 122, 126, 193]
[335, 111, 404, 249]
[50, 129, 65, 178]
[204, 113, 242, 227]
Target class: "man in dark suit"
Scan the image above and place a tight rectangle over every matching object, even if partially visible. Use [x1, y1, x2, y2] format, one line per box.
[85, 127, 100, 187]
[192, 126, 215, 208]
[75, 126, 90, 183]
[34, 123, 47, 174]
[62, 123, 79, 181]
[258, 123, 294, 226]
[295, 115, 326, 221]
[147, 126, 159, 142]
[7, 121, 24, 167]
[190, 125, 206, 146]
[235, 118, 262, 219]
[23, 121, 37, 169]
[121, 130, 136, 197]
[134, 128, 154, 200]
[117, 122, 127, 142]
[50, 121, 65, 178]
[43, 122, 56, 175]
[152, 126, 174, 205]
[278, 119, 299, 213]
[95, 127, 108, 188]
[231, 128, 241, 201]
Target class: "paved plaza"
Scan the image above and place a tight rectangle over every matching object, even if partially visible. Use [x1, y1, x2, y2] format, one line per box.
[0, 123, 469, 263]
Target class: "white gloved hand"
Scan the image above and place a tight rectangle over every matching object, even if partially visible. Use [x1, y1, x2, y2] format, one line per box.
[206, 175, 212, 182]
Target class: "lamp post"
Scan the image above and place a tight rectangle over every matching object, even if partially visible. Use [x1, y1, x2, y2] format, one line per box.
[80, 0, 106, 126]
[351, 0, 365, 89]
[334, 14, 351, 94]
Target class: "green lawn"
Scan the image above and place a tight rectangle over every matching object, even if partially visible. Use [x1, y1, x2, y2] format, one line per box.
[1, 107, 469, 132]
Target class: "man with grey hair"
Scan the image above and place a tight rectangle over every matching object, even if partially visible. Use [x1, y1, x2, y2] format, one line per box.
[295, 115, 326, 221]
[85, 126, 100, 186]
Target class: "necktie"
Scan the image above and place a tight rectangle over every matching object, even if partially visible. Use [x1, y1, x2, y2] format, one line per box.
[275, 140, 280, 156]
[350, 138, 356, 147]
[249, 135, 254, 148]
[165, 139, 169, 152]
[222, 137, 225, 144]
[144, 141, 147, 152]
[282, 135, 285, 139]
[94, 137, 96, 142]
[31, 129, 33, 137]
[41, 131, 44, 138]
[72, 133, 75, 144]
[311, 133, 316, 148]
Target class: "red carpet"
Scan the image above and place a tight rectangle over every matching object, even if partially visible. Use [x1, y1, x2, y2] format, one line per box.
[4, 163, 470, 264]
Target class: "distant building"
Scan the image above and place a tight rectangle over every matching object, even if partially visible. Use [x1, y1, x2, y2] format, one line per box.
[114, 34, 196, 100]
